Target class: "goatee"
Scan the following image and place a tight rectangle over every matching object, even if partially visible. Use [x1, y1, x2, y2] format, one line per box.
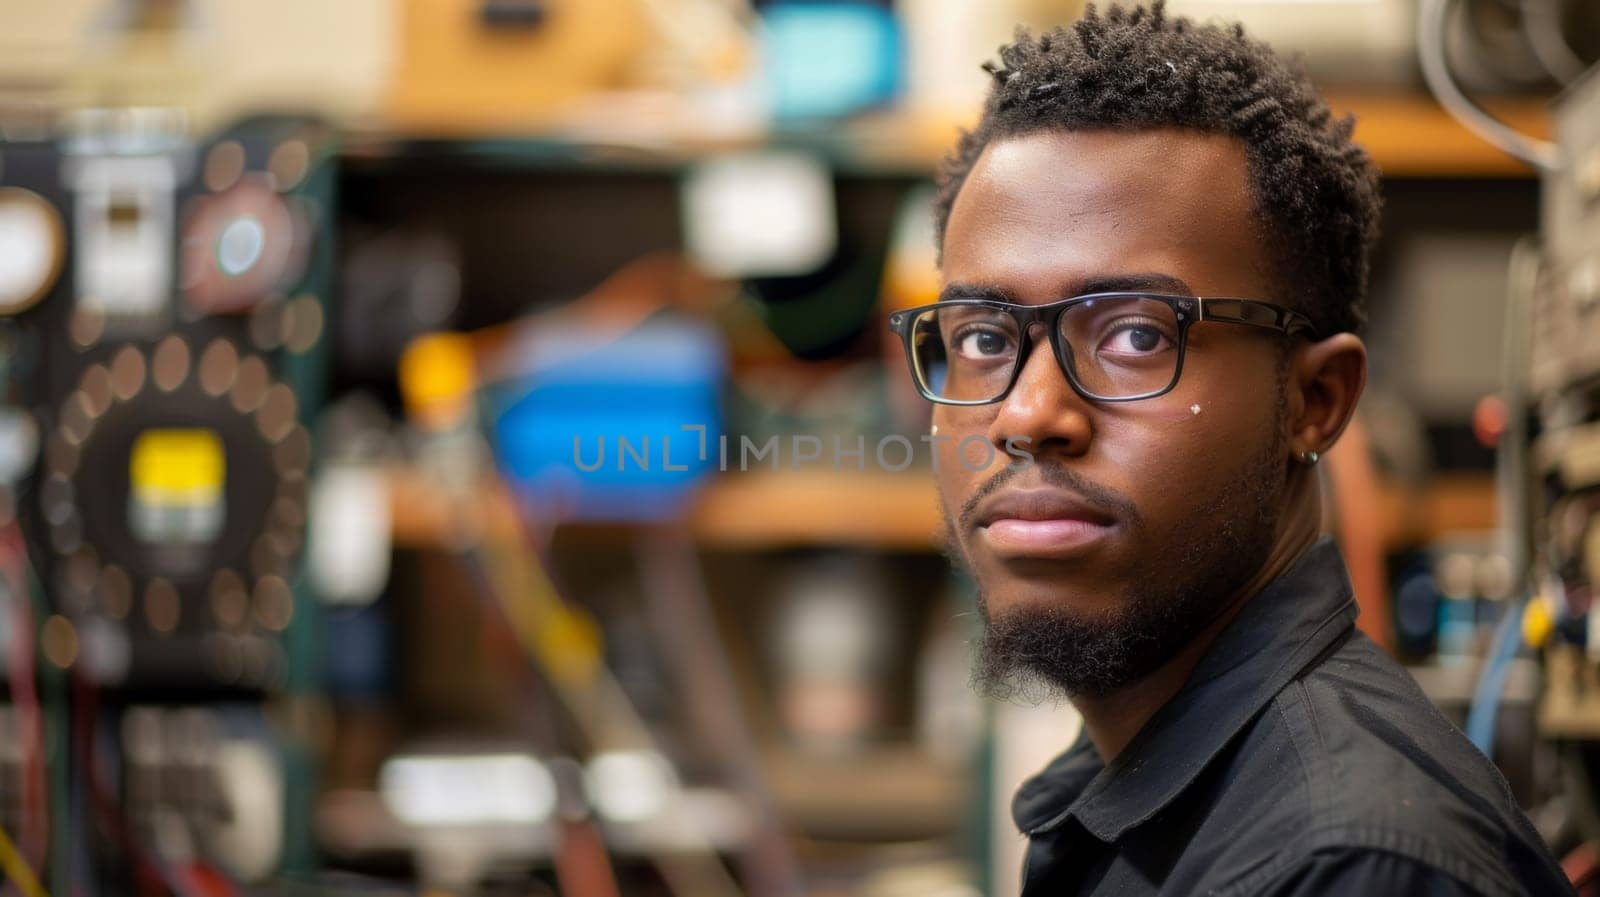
[952, 424, 1287, 702]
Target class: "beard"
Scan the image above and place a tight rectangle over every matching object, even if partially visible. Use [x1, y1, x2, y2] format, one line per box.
[952, 403, 1290, 702]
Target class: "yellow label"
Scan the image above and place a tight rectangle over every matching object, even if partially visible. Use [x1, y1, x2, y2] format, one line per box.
[130, 428, 225, 499]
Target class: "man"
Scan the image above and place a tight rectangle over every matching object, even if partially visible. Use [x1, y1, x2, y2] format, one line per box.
[888, 4, 1574, 894]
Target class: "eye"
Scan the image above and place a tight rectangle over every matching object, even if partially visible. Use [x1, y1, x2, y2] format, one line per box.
[1099, 320, 1172, 356]
[953, 326, 1015, 359]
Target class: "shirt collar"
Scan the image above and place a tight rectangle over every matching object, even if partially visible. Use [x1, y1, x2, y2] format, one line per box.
[1010, 537, 1358, 842]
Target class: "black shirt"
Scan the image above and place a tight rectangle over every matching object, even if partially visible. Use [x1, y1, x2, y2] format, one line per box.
[1012, 538, 1574, 896]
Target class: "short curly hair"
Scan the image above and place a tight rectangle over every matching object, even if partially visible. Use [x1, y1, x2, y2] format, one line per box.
[934, 1, 1382, 335]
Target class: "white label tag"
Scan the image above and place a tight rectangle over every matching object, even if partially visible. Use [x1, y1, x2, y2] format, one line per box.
[69, 155, 176, 319]
[682, 151, 836, 279]
[308, 463, 391, 606]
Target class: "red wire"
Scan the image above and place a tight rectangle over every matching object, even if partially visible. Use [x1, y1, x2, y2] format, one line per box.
[1561, 840, 1598, 889]
[72, 671, 183, 897]
[0, 511, 209, 897]
[0, 524, 47, 879]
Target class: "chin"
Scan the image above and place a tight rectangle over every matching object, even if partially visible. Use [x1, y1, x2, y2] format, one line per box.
[975, 560, 1125, 620]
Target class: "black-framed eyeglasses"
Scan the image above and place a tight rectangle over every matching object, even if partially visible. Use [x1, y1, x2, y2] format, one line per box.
[887, 292, 1319, 405]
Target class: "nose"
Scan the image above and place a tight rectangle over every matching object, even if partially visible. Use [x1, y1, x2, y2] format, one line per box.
[986, 323, 1093, 462]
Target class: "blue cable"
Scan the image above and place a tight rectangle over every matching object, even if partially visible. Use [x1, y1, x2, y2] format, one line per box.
[1464, 597, 1526, 757]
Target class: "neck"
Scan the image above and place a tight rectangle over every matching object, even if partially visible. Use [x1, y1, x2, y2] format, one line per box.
[1072, 474, 1323, 762]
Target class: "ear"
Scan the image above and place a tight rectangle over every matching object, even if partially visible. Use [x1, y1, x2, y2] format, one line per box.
[1287, 333, 1366, 459]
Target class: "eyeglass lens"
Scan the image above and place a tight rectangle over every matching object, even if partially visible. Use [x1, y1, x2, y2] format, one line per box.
[907, 295, 1181, 402]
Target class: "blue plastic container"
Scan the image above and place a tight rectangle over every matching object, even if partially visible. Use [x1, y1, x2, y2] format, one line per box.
[487, 317, 725, 522]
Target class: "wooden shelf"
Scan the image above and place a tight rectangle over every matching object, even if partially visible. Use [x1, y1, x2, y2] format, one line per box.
[386, 465, 523, 548]
[355, 90, 1550, 179]
[691, 471, 940, 549]
[389, 467, 1497, 552]
[1373, 472, 1499, 548]
[889, 92, 1549, 178]
[1323, 91, 1548, 178]
[764, 745, 966, 841]
[387, 468, 943, 550]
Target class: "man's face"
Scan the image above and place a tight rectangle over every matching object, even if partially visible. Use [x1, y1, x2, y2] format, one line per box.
[936, 128, 1295, 698]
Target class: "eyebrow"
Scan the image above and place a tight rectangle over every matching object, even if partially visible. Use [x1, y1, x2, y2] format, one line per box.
[938, 272, 1196, 304]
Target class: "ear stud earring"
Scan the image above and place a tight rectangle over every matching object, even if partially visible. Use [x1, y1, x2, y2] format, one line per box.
[1299, 449, 1320, 465]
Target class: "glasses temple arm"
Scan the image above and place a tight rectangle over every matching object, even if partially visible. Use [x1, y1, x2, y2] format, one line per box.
[1197, 298, 1322, 339]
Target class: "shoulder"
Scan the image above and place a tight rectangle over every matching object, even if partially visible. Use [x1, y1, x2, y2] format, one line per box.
[1216, 845, 1506, 897]
[1230, 632, 1570, 896]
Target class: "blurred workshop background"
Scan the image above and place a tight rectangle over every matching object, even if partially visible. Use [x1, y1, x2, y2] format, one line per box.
[0, 0, 1598, 896]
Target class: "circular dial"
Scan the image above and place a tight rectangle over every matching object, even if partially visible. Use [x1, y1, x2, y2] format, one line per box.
[0, 187, 65, 315]
[43, 339, 309, 651]
[181, 176, 305, 315]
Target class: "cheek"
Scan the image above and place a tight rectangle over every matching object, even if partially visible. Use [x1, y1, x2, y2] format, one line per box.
[1097, 380, 1282, 521]
[930, 408, 994, 497]
[1160, 350, 1281, 445]
[951, 432, 1001, 469]
[1151, 400, 1206, 425]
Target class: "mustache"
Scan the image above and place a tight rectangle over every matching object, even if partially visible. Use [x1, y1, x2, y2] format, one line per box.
[957, 460, 1141, 534]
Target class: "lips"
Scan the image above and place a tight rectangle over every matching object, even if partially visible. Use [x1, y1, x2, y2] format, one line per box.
[974, 489, 1117, 559]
